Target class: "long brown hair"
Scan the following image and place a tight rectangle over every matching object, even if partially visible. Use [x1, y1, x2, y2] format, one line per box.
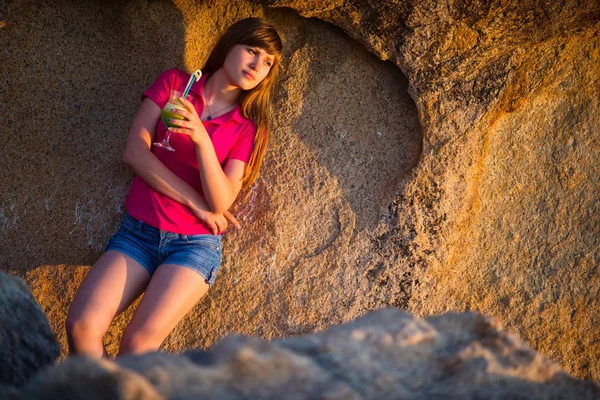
[202, 18, 283, 188]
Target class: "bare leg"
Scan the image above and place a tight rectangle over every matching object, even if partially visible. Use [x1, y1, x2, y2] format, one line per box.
[118, 264, 210, 356]
[65, 250, 151, 358]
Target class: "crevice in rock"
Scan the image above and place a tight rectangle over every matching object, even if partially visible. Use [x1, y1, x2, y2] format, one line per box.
[302, 207, 342, 260]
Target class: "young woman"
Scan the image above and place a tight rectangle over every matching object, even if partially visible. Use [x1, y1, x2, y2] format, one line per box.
[66, 18, 282, 358]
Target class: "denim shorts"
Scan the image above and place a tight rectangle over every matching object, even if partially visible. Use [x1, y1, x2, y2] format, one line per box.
[105, 213, 223, 287]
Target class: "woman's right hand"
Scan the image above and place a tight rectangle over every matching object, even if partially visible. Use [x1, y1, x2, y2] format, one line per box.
[192, 208, 240, 235]
[223, 210, 241, 229]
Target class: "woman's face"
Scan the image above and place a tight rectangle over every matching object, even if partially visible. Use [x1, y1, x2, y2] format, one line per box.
[223, 44, 274, 90]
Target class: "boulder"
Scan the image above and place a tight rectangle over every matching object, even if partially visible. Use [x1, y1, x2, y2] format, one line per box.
[17, 309, 600, 399]
[21, 356, 162, 400]
[0, 272, 60, 386]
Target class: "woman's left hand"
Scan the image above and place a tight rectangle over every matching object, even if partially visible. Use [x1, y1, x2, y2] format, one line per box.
[167, 97, 210, 146]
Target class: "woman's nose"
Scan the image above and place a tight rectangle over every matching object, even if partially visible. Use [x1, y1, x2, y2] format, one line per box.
[248, 59, 258, 71]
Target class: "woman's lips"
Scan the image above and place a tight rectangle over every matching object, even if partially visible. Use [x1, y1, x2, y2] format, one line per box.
[243, 70, 255, 80]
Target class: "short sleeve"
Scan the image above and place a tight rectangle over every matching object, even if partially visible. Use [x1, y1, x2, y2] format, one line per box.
[141, 69, 183, 110]
[228, 123, 257, 163]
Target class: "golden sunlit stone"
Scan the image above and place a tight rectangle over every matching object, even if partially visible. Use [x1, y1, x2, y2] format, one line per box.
[1, 0, 599, 384]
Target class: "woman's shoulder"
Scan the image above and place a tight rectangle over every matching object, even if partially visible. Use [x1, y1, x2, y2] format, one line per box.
[146, 69, 195, 97]
[155, 68, 189, 81]
[232, 109, 257, 131]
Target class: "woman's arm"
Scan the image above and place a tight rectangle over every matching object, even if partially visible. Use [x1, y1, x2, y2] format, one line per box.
[122, 98, 239, 231]
[167, 97, 246, 214]
[195, 145, 246, 214]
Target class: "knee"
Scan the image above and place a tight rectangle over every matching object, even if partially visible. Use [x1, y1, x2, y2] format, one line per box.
[65, 312, 104, 344]
[119, 328, 163, 356]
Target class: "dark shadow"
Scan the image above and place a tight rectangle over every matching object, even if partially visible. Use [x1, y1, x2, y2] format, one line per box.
[280, 18, 422, 231]
[0, 0, 185, 271]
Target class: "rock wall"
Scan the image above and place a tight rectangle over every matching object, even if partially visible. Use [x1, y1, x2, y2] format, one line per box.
[272, 0, 600, 379]
[1, 0, 599, 380]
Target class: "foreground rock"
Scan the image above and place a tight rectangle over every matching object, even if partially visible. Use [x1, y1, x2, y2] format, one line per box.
[17, 309, 600, 399]
[0, 272, 60, 386]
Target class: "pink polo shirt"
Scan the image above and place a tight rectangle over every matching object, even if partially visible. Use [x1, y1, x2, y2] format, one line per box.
[125, 69, 256, 234]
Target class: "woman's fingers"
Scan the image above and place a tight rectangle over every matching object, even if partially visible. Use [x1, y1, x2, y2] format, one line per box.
[167, 118, 200, 135]
[224, 210, 240, 229]
[215, 216, 228, 233]
[167, 100, 210, 147]
[170, 107, 194, 121]
[208, 220, 218, 236]
[167, 126, 192, 135]
[179, 97, 199, 117]
[167, 118, 191, 128]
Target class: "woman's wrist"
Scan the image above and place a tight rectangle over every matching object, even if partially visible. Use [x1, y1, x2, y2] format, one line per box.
[187, 194, 213, 215]
[187, 196, 203, 213]
[193, 136, 212, 150]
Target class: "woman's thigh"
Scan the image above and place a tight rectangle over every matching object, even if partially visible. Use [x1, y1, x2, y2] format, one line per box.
[67, 250, 152, 330]
[122, 263, 210, 342]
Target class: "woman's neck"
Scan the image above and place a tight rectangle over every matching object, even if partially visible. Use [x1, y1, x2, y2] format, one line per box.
[204, 69, 243, 106]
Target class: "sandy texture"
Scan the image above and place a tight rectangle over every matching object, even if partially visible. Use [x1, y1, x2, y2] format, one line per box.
[1, 0, 599, 381]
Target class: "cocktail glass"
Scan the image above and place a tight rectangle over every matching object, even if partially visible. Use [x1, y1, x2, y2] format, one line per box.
[153, 90, 194, 151]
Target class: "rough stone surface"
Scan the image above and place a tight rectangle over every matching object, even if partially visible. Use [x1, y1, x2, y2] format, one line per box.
[264, 0, 600, 379]
[1, 0, 420, 358]
[0, 272, 60, 387]
[1, 0, 599, 382]
[14, 309, 600, 399]
[22, 356, 162, 400]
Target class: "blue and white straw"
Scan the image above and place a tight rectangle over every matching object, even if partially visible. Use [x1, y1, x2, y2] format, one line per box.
[182, 69, 202, 99]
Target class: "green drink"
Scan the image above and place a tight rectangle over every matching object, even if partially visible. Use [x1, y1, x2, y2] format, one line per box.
[161, 101, 186, 128]
[154, 89, 194, 151]
[153, 70, 202, 151]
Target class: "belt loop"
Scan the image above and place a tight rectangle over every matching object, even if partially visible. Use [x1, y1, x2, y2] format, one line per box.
[137, 218, 144, 232]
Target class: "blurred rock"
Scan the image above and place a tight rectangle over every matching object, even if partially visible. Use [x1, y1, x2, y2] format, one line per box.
[17, 309, 600, 399]
[0, 272, 59, 386]
[0, 385, 22, 400]
[21, 356, 162, 400]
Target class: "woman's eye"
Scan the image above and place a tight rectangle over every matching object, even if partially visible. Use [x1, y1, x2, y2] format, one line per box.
[247, 48, 255, 55]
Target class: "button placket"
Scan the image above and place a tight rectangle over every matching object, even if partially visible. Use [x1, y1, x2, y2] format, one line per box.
[158, 230, 168, 258]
